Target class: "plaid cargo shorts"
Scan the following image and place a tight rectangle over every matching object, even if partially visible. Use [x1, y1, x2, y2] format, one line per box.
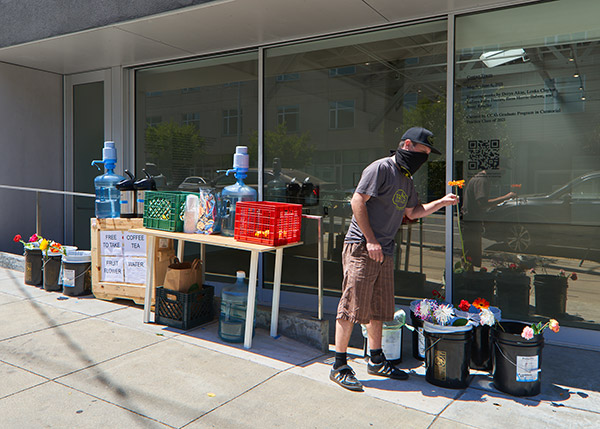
[336, 241, 394, 324]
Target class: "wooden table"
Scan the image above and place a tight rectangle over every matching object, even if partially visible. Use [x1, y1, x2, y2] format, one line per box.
[130, 227, 302, 348]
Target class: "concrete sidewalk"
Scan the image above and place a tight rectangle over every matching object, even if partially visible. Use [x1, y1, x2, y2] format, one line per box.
[0, 266, 599, 428]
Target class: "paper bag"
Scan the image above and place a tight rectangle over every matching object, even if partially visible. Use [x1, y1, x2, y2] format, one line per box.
[163, 258, 203, 293]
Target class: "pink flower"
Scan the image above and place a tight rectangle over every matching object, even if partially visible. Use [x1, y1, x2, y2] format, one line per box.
[29, 234, 38, 242]
[521, 326, 534, 340]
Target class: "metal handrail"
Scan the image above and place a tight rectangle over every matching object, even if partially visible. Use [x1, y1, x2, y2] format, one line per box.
[0, 184, 94, 235]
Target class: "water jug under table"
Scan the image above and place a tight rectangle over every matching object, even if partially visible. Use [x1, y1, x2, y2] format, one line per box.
[219, 271, 255, 343]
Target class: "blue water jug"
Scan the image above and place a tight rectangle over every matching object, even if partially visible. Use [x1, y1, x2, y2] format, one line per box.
[92, 141, 125, 219]
[219, 270, 255, 342]
[220, 146, 257, 236]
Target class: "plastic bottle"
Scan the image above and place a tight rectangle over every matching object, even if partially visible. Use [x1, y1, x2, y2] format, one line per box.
[91, 141, 125, 219]
[116, 170, 136, 218]
[183, 194, 199, 233]
[219, 270, 255, 342]
[220, 146, 257, 236]
[265, 158, 287, 202]
[134, 169, 157, 218]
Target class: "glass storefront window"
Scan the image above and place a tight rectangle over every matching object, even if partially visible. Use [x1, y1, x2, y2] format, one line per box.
[455, 0, 600, 329]
[135, 52, 258, 279]
[264, 21, 448, 302]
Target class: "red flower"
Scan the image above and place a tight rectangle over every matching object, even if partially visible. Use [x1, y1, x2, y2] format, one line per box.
[480, 267, 488, 272]
[13, 234, 22, 243]
[509, 263, 517, 269]
[472, 297, 490, 310]
[570, 273, 578, 281]
[29, 234, 38, 242]
[458, 300, 471, 311]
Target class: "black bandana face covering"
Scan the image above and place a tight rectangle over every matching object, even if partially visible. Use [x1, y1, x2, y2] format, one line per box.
[395, 148, 429, 175]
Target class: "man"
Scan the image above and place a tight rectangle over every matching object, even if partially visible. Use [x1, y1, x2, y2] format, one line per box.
[462, 169, 516, 267]
[330, 127, 459, 392]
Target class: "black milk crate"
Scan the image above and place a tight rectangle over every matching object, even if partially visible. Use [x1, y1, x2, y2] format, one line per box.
[155, 285, 214, 330]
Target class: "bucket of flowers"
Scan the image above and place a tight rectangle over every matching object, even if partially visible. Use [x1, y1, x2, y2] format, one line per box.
[456, 297, 501, 371]
[412, 298, 473, 389]
[38, 236, 68, 292]
[14, 233, 43, 286]
[491, 317, 559, 397]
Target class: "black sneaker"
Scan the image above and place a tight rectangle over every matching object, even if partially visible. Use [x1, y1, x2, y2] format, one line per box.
[367, 360, 409, 380]
[330, 365, 363, 391]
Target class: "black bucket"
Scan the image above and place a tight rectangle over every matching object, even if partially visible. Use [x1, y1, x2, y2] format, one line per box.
[452, 271, 495, 306]
[492, 321, 544, 397]
[410, 311, 425, 361]
[496, 273, 530, 319]
[424, 322, 473, 389]
[24, 248, 43, 286]
[62, 253, 92, 297]
[43, 255, 62, 291]
[534, 275, 567, 316]
[470, 325, 492, 371]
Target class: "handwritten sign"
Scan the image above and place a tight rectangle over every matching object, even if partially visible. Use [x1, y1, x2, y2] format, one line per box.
[124, 257, 146, 284]
[100, 231, 123, 256]
[123, 233, 146, 257]
[102, 256, 124, 282]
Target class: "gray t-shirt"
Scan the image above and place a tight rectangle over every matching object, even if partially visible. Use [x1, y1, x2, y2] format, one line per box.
[345, 156, 419, 255]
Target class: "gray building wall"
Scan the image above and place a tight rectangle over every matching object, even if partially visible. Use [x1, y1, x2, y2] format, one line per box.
[0, 0, 216, 48]
[0, 62, 64, 254]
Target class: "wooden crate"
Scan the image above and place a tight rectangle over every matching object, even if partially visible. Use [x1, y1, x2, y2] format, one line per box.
[91, 218, 175, 305]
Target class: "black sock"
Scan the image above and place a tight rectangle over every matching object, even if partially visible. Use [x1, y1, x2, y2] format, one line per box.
[370, 348, 384, 364]
[333, 352, 347, 369]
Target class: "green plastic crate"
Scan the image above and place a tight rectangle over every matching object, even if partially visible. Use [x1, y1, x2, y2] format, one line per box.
[143, 191, 197, 232]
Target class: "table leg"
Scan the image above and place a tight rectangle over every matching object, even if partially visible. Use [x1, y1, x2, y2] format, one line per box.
[270, 248, 283, 337]
[200, 243, 206, 285]
[143, 236, 157, 323]
[177, 240, 185, 261]
[244, 250, 259, 349]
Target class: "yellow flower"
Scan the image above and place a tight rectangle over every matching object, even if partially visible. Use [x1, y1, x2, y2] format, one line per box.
[549, 319, 560, 333]
[39, 239, 49, 251]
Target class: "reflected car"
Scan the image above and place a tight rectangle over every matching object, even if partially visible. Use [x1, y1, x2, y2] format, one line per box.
[482, 171, 600, 255]
[210, 168, 337, 207]
[177, 176, 208, 191]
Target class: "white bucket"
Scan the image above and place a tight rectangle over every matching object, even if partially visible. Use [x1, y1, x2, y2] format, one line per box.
[423, 320, 473, 334]
[62, 250, 91, 264]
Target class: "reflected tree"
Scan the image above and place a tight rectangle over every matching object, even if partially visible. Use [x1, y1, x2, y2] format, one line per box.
[145, 121, 205, 186]
[248, 123, 314, 169]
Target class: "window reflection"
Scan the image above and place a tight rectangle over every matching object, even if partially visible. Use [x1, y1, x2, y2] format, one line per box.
[135, 53, 259, 279]
[264, 21, 448, 301]
[455, 0, 600, 329]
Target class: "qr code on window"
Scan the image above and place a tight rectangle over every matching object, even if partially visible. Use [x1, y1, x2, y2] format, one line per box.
[467, 139, 500, 170]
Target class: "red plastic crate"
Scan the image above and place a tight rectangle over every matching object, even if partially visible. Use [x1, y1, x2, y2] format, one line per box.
[234, 201, 302, 246]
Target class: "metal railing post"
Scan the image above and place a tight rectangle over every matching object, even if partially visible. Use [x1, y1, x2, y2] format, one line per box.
[302, 214, 324, 320]
[36, 191, 42, 235]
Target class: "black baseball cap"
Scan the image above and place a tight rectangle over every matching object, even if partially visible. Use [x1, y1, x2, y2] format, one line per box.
[401, 127, 441, 154]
